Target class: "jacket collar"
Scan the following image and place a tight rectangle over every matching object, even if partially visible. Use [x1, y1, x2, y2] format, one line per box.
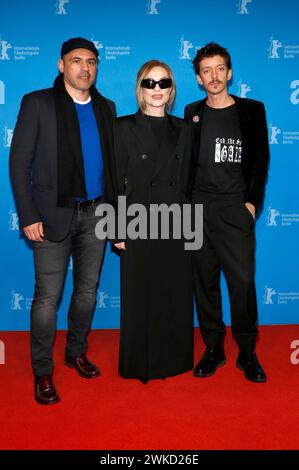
[193, 94, 246, 112]
[132, 109, 181, 175]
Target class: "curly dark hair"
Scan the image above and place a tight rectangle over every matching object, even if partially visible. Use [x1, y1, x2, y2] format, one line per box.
[192, 42, 232, 75]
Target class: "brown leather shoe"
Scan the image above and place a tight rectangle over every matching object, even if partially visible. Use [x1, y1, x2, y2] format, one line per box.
[64, 353, 100, 379]
[35, 375, 60, 405]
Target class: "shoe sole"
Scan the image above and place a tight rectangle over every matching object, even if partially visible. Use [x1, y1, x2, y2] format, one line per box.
[193, 359, 226, 378]
[236, 360, 267, 383]
[35, 395, 60, 405]
[64, 361, 100, 379]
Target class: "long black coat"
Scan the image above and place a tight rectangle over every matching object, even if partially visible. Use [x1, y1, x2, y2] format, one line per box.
[114, 111, 195, 379]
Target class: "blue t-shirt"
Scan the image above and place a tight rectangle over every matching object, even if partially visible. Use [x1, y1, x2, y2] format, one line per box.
[75, 98, 103, 200]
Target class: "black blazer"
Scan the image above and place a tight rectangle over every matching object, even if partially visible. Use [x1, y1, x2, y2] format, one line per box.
[184, 95, 270, 214]
[114, 110, 195, 206]
[9, 87, 116, 241]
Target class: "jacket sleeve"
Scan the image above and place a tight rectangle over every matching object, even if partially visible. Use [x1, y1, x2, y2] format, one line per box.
[9, 94, 41, 229]
[180, 122, 196, 201]
[184, 104, 191, 121]
[245, 102, 270, 214]
[109, 119, 129, 244]
[106, 98, 117, 118]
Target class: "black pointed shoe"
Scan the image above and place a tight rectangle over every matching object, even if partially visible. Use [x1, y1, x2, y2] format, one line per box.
[194, 344, 226, 378]
[236, 350, 267, 383]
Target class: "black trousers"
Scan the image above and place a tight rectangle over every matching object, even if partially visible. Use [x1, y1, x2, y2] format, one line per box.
[31, 203, 106, 377]
[192, 192, 258, 352]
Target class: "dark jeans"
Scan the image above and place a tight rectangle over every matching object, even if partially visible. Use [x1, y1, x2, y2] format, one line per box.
[192, 192, 258, 352]
[31, 203, 106, 377]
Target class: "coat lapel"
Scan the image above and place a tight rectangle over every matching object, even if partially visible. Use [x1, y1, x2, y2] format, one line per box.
[152, 114, 180, 177]
[132, 110, 158, 164]
[190, 99, 206, 162]
[129, 111, 181, 178]
[91, 92, 113, 164]
[91, 91, 116, 200]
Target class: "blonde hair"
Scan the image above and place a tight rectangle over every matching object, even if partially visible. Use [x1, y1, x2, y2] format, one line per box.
[136, 59, 176, 113]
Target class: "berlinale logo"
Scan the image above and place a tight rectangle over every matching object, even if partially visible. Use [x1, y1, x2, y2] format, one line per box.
[268, 37, 283, 59]
[266, 205, 280, 226]
[98, 292, 109, 309]
[179, 36, 194, 60]
[3, 125, 13, 147]
[55, 0, 70, 15]
[90, 39, 104, 60]
[263, 285, 277, 305]
[8, 210, 19, 231]
[10, 290, 24, 310]
[146, 0, 161, 15]
[268, 122, 281, 145]
[237, 79, 251, 98]
[91, 40, 104, 55]
[0, 37, 12, 60]
[237, 0, 252, 15]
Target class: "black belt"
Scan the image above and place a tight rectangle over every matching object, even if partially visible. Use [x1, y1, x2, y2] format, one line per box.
[74, 195, 102, 209]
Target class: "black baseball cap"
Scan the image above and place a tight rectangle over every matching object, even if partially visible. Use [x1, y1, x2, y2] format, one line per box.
[60, 37, 99, 58]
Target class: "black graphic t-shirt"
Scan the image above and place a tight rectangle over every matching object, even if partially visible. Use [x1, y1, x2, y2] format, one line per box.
[193, 103, 246, 194]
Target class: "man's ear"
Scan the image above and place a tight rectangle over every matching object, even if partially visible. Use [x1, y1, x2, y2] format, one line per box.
[196, 74, 203, 86]
[58, 59, 64, 74]
[228, 68, 232, 81]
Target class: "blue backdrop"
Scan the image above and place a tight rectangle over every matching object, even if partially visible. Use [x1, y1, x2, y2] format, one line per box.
[1, 0, 298, 330]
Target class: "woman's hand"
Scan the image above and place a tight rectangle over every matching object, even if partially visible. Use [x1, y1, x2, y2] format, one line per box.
[114, 242, 126, 250]
[245, 202, 256, 220]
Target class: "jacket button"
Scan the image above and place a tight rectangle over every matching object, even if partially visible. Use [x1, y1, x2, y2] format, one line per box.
[175, 154, 180, 160]
[169, 181, 176, 186]
[141, 154, 148, 160]
[150, 181, 156, 187]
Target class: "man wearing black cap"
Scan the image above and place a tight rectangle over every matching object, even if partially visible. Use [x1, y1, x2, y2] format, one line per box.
[10, 38, 117, 405]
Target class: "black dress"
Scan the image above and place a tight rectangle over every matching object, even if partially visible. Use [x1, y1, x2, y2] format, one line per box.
[114, 111, 194, 380]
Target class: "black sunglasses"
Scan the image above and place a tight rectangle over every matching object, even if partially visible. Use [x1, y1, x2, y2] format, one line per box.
[141, 78, 173, 89]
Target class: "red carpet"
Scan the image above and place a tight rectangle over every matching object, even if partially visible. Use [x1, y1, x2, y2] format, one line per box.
[0, 326, 298, 450]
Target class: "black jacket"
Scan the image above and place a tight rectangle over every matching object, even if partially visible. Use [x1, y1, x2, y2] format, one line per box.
[184, 95, 270, 214]
[115, 110, 194, 206]
[9, 88, 116, 241]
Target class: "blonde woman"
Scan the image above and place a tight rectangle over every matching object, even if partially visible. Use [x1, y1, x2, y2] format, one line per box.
[114, 60, 194, 383]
